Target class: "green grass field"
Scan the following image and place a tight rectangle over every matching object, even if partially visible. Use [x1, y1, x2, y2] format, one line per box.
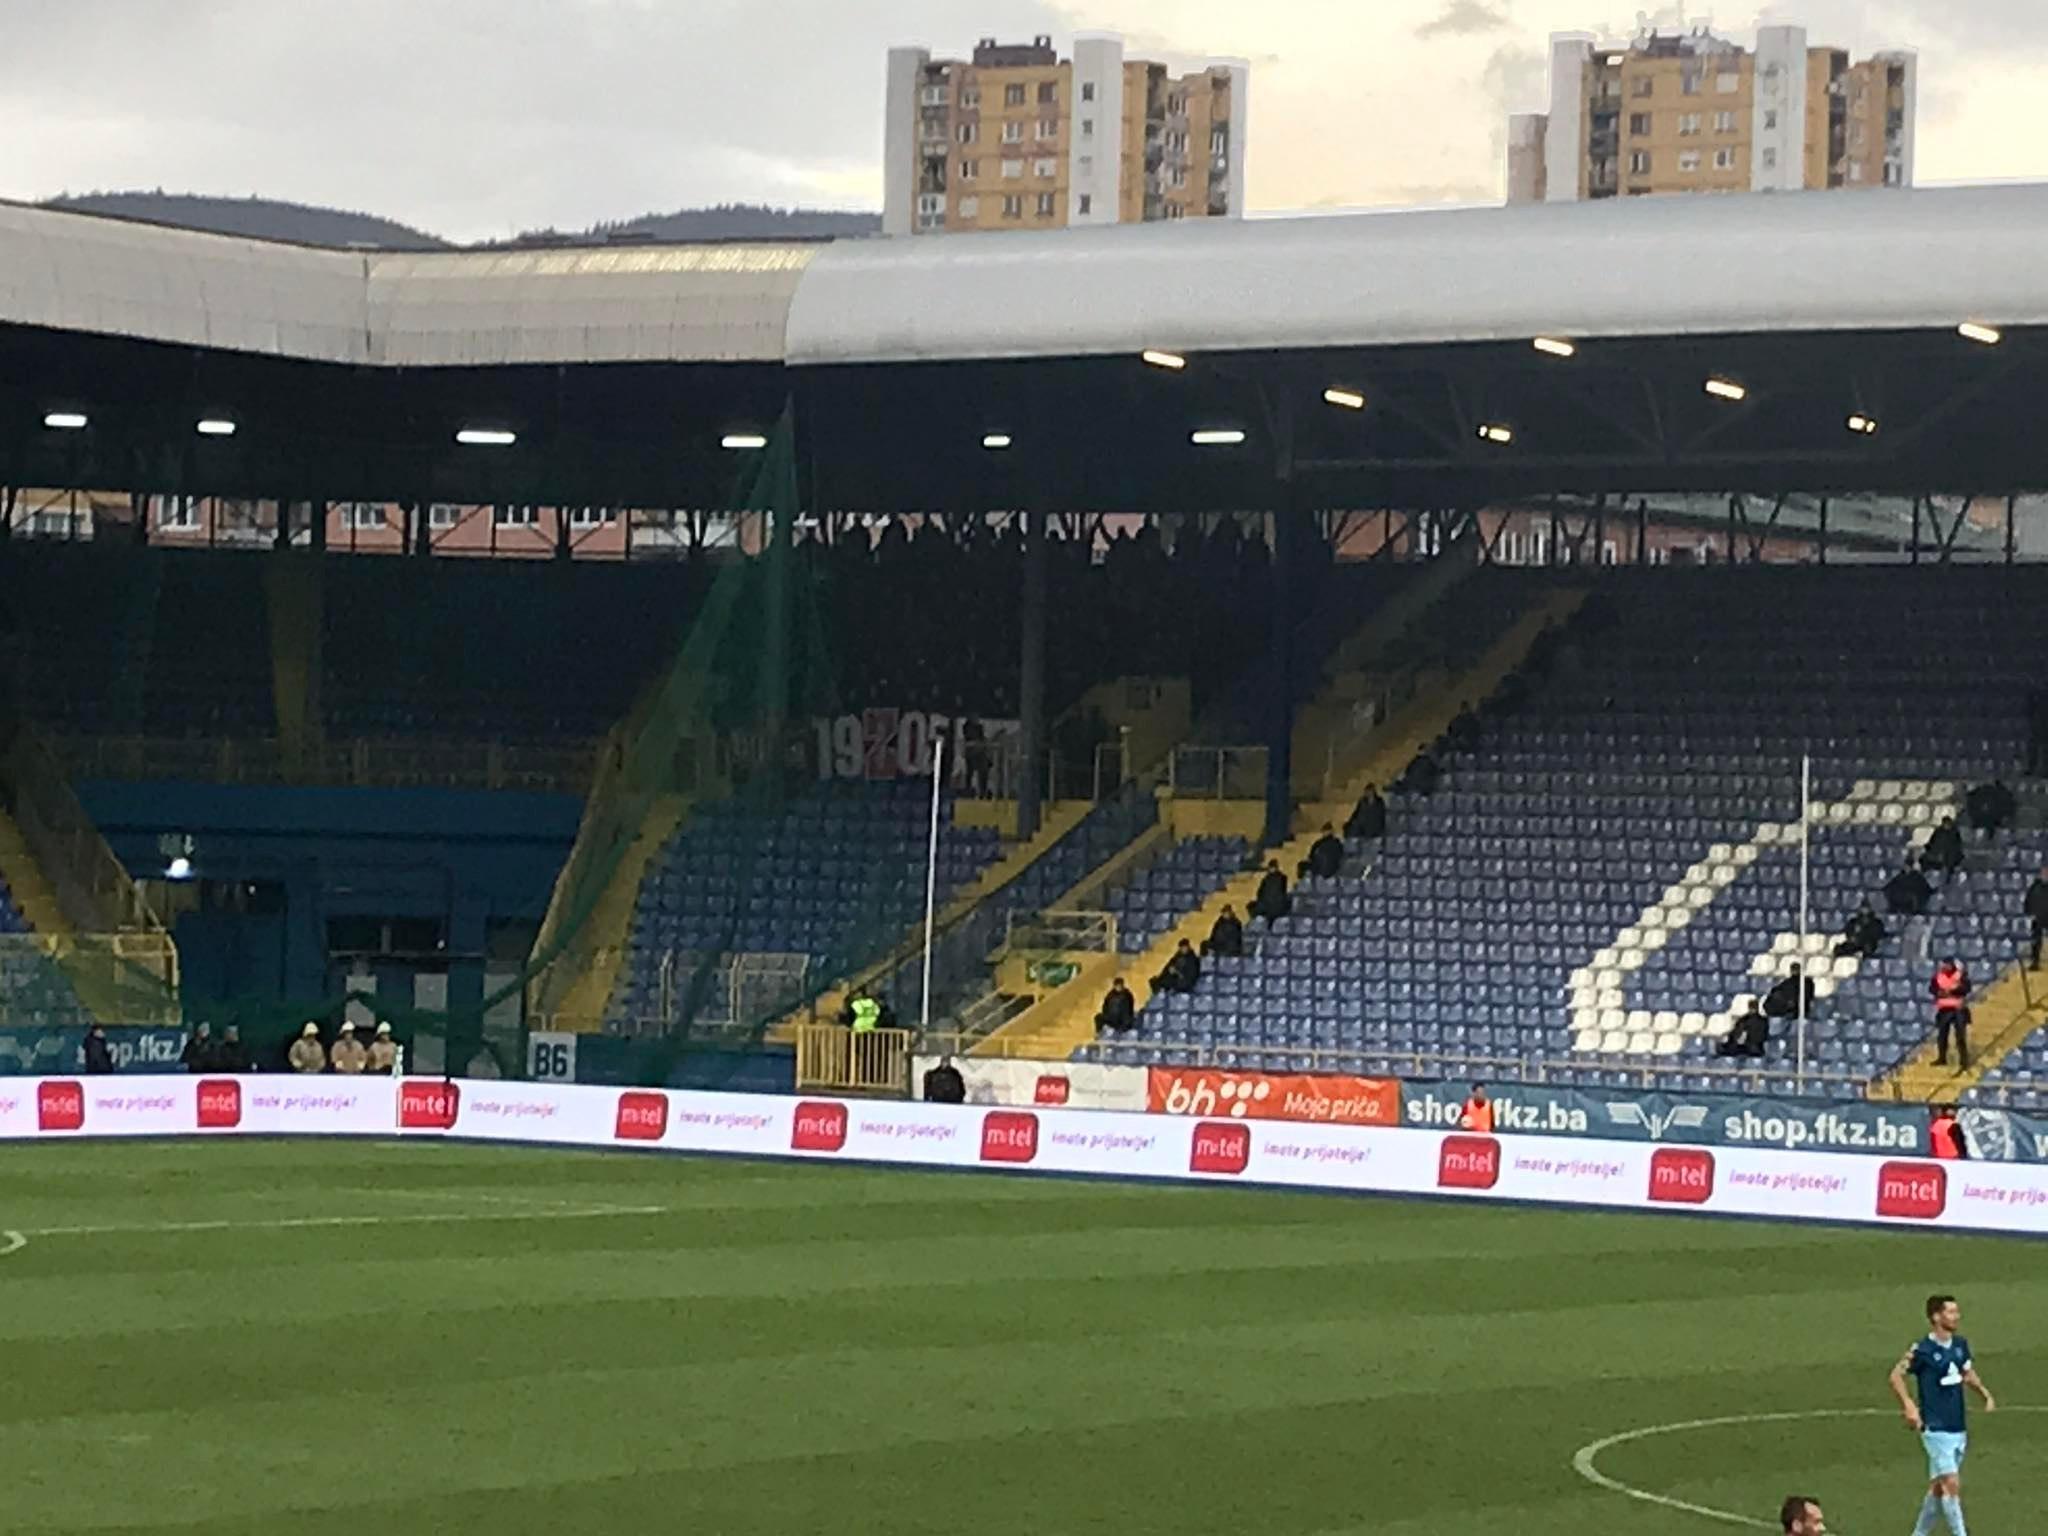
[1, 1140, 2041, 1535]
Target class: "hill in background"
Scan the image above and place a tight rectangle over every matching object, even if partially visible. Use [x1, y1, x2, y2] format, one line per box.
[37, 191, 879, 248]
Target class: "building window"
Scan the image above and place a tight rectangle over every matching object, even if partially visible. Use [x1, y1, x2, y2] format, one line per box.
[429, 503, 461, 528]
[1037, 81, 1056, 104]
[1629, 112, 1651, 136]
[1165, 202, 1185, 220]
[1081, 117, 1093, 138]
[345, 502, 387, 530]
[1762, 146, 1778, 169]
[961, 87, 980, 108]
[1035, 192, 1056, 217]
[1632, 76, 1654, 98]
[1716, 71, 1740, 93]
[1211, 127, 1227, 156]
[1629, 150, 1651, 175]
[1681, 69, 1702, 94]
[1078, 154, 1092, 172]
[156, 496, 199, 531]
[494, 505, 538, 527]
[1033, 157, 1057, 178]
[1001, 195, 1023, 220]
[1077, 193, 1092, 216]
[1167, 92, 1185, 115]
[1037, 118, 1057, 140]
[1170, 166, 1186, 187]
[959, 158, 978, 180]
[569, 506, 616, 527]
[1763, 108, 1779, 130]
[958, 196, 980, 219]
[1081, 82, 1095, 103]
[956, 123, 978, 145]
[917, 193, 944, 216]
[1678, 112, 1701, 135]
[1002, 121, 1022, 142]
[1000, 158, 1024, 179]
[920, 84, 948, 106]
[1004, 83, 1025, 106]
[1715, 110, 1737, 133]
[1713, 147, 1736, 169]
[1678, 149, 1701, 173]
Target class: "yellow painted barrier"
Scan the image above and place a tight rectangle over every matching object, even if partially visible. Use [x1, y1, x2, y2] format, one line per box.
[794, 1024, 915, 1094]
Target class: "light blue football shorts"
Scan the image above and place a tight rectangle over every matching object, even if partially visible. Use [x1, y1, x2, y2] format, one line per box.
[1921, 1430, 1968, 1480]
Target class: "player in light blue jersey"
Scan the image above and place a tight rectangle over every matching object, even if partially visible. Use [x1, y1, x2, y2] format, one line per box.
[1888, 1294, 1996, 1536]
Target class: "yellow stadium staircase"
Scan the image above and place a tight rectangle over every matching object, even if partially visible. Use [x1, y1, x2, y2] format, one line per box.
[542, 794, 688, 1030]
[1874, 959, 2048, 1103]
[0, 811, 69, 936]
[980, 587, 1585, 1063]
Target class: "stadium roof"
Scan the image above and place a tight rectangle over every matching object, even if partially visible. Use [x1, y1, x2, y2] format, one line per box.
[7, 184, 2048, 368]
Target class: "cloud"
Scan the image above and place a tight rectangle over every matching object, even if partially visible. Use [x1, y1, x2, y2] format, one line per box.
[1415, 1, 1511, 39]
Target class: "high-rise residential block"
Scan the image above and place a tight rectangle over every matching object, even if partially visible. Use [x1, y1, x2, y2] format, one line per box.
[1510, 21, 1914, 203]
[883, 33, 1248, 236]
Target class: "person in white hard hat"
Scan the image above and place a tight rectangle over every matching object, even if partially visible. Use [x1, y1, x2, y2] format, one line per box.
[329, 1020, 369, 1076]
[288, 1022, 327, 1075]
[367, 1021, 398, 1075]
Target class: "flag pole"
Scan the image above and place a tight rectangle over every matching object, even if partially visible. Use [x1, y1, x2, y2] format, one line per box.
[1797, 751, 1811, 1092]
[920, 734, 945, 1040]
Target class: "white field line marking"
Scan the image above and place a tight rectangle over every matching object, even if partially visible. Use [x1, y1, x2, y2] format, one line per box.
[377, 1186, 654, 1214]
[11, 1205, 668, 1241]
[1572, 1405, 2045, 1529]
[0, 1229, 24, 1256]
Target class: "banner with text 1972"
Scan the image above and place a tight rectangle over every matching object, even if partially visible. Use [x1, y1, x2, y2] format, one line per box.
[1147, 1067, 1401, 1126]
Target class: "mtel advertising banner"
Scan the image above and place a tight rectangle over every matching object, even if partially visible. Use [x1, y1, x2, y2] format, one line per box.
[1147, 1067, 1401, 1126]
[1399, 1079, 1931, 1157]
[911, 1056, 1148, 1112]
[8, 1076, 2048, 1237]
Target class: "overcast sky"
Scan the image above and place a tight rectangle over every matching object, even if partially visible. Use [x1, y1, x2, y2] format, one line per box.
[1, 0, 2042, 241]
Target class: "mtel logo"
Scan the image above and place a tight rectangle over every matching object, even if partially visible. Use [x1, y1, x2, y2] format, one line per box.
[1437, 1134, 1500, 1190]
[790, 1100, 848, 1153]
[1876, 1160, 1948, 1221]
[1189, 1120, 1251, 1176]
[614, 1091, 668, 1142]
[397, 1079, 460, 1131]
[196, 1079, 243, 1129]
[1033, 1075, 1071, 1106]
[980, 1110, 1039, 1164]
[37, 1079, 84, 1133]
[1648, 1147, 1715, 1205]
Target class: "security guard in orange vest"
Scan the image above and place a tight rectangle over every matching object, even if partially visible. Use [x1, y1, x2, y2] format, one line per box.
[1929, 1105, 1969, 1160]
[1930, 959, 1971, 1068]
[1460, 1084, 1495, 1134]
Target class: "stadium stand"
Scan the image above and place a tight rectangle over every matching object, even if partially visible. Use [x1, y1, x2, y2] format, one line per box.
[1082, 566, 2048, 1100]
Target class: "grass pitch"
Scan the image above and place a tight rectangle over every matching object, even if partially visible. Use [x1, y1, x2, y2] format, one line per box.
[2, 1140, 2041, 1534]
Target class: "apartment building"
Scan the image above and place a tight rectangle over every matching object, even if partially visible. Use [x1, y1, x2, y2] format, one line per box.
[882, 33, 1249, 236]
[1508, 22, 1915, 203]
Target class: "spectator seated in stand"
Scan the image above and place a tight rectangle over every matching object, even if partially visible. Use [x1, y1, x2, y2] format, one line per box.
[1299, 824, 1345, 881]
[1249, 861, 1291, 923]
[1202, 905, 1244, 959]
[2027, 864, 2048, 969]
[1445, 702, 1482, 753]
[1393, 744, 1442, 797]
[1762, 963, 1816, 1021]
[1095, 978, 1135, 1035]
[1834, 902, 1886, 960]
[1717, 998, 1770, 1059]
[1344, 784, 1387, 841]
[1922, 816, 1965, 882]
[1885, 856, 1933, 917]
[1151, 939, 1202, 996]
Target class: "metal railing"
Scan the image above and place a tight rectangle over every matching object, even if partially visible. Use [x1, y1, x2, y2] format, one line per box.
[1167, 745, 1269, 800]
[53, 732, 598, 794]
[2, 716, 170, 940]
[0, 932, 181, 1025]
[794, 1023, 914, 1094]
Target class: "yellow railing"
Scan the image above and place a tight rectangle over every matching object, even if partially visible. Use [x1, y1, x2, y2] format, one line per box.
[794, 1024, 914, 1094]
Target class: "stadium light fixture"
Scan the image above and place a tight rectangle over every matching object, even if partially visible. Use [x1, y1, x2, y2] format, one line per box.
[195, 418, 237, 437]
[1532, 336, 1577, 359]
[1322, 387, 1366, 411]
[981, 433, 1014, 450]
[165, 856, 193, 880]
[1476, 423, 1514, 445]
[721, 433, 769, 450]
[1141, 349, 1188, 371]
[1703, 377, 1747, 402]
[42, 411, 88, 430]
[455, 428, 517, 447]
[1190, 429, 1246, 446]
[1958, 322, 2002, 346]
[1846, 413, 1879, 436]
